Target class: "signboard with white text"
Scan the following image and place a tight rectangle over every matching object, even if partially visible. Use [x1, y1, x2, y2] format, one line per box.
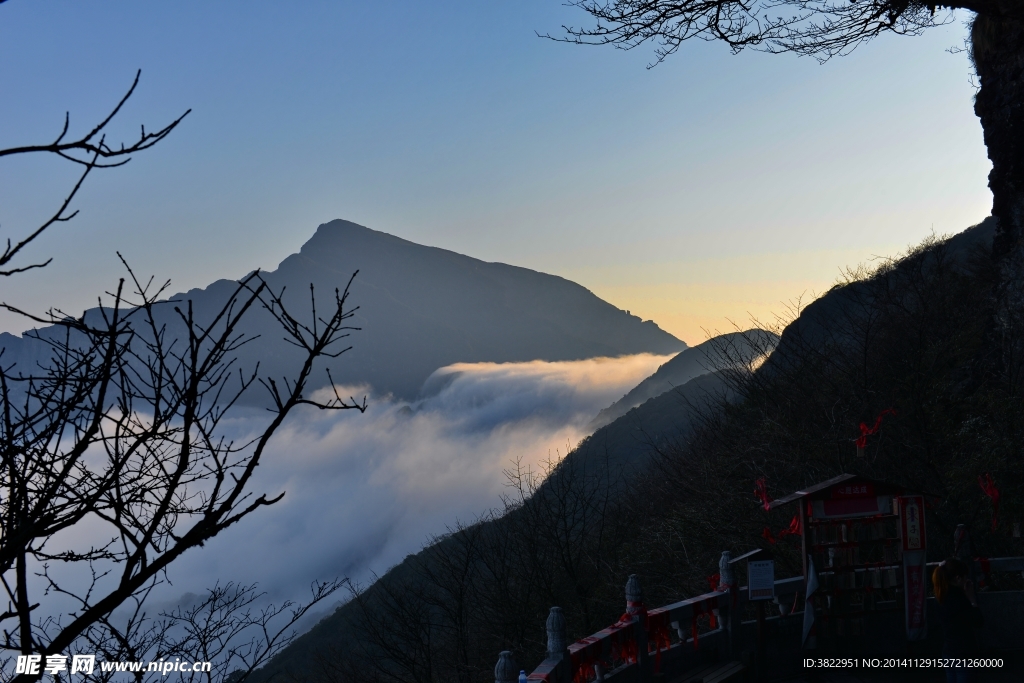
[748, 560, 775, 601]
[900, 496, 924, 551]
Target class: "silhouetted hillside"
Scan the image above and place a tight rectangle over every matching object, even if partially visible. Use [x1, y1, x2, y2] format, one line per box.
[245, 218, 1024, 683]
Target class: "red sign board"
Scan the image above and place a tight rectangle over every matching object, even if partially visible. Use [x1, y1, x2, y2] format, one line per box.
[898, 495, 928, 641]
[821, 497, 880, 517]
[831, 482, 875, 499]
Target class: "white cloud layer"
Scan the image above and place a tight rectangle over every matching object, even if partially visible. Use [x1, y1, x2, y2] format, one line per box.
[162, 353, 674, 604]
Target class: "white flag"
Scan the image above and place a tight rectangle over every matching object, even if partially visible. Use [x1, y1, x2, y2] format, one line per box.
[802, 554, 819, 648]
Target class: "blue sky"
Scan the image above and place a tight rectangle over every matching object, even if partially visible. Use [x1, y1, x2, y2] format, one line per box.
[0, 1, 990, 343]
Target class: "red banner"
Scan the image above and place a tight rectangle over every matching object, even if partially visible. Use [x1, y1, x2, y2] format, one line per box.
[831, 482, 875, 499]
[903, 553, 927, 639]
[898, 495, 927, 641]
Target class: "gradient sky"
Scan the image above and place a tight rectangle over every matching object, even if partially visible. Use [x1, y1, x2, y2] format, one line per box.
[0, 1, 991, 344]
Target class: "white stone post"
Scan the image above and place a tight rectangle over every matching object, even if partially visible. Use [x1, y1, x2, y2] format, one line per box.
[626, 575, 650, 682]
[718, 550, 735, 590]
[546, 606, 568, 658]
[545, 606, 570, 683]
[626, 574, 643, 615]
[495, 651, 519, 683]
[719, 550, 739, 659]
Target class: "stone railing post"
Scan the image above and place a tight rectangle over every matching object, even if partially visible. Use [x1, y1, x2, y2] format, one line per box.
[546, 606, 570, 682]
[718, 550, 740, 659]
[719, 550, 735, 590]
[626, 574, 651, 682]
[495, 651, 519, 683]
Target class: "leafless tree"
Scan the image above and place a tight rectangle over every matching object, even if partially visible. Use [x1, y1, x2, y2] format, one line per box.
[0, 261, 365, 682]
[0, 61, 363, 681]
[75, 579, 347, 683]
[0, 70, 188, 277]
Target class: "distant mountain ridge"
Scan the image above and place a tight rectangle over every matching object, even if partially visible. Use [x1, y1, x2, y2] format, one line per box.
[0, 220, 686, 402]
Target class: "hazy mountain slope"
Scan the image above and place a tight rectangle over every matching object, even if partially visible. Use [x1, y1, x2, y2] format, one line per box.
[569, 370, 730, 478]
[0, 220, 686, 402]
[589, 330, 778, 430]
[247, 356, 733, 683]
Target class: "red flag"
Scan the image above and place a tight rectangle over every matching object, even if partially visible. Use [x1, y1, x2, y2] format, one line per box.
[763, 514, 800, 545]
[979, 474, 1000, 531]
[754, 477, 772, 511]
[855, 408, 896, 448]
[778, 513, 801, 539]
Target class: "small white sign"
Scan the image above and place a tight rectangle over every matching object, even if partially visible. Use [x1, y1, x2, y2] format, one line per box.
[748, 559, 775, 601]
[901, 497, 924, 551]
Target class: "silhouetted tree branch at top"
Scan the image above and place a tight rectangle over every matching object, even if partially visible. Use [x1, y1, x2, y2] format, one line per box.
[553, 0, 1024, 258]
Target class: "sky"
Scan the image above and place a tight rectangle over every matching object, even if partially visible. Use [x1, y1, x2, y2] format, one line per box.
[0, 0, 992, 345]
[0, 0, 998, 654]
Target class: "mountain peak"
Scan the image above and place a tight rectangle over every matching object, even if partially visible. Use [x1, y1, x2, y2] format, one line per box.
[103, 221, 682, 401]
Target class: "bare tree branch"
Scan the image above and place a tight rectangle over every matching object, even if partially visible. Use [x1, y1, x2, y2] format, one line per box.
[0, 70, 189, 277]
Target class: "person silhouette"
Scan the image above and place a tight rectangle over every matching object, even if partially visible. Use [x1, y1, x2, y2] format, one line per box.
[932, 558, 984, 683]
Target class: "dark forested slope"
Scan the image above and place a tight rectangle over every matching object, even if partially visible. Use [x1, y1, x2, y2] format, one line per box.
[251, 218, 1021, 683]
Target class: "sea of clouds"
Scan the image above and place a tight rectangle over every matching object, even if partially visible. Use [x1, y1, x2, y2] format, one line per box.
[156, 352, 675, 610]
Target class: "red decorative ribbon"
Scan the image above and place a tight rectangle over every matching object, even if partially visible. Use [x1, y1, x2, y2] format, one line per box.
[621, 634, 639, 665]
[566, 590, 730, 683]
[977, 556, 992, 589]
[691, 601, 704, 649]
[764, 513, 801, 544]
[646, 610, 672, 674]
[610, 603, 646, 666]
[855, 408, 896, 448]
[570, 637, 603, 683]
[569, 658, 590, 683]
[755, 477, 773, 511]
[979, 474, 1000, 531]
